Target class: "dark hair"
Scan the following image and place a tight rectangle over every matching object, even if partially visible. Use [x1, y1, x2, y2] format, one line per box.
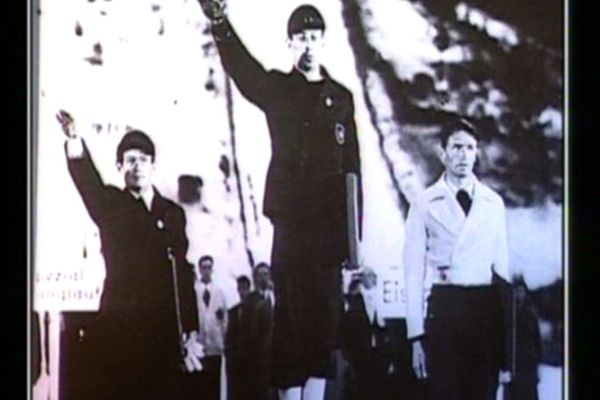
[439, 118, 478, 148]
[198, 255, 214, 266]
[253, 262, 270, 273]
[287, 4, 325, 38]
[116, 130, 155, 163]
[236, 275, 251, 287]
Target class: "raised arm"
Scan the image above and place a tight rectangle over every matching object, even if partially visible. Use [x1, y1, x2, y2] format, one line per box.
[56, 110, 110, 226]
[198, 0, 274, 109]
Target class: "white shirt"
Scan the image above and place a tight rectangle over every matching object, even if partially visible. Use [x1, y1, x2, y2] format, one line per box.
[403, 175, 510, 338]
[444, 173, 475, 198]
[194, 281, 228, 356]
[129, 188, 154, 211]
[258, 289, 275, 307]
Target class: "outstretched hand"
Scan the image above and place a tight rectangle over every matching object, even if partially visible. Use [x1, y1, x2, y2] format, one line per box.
[197, 0, 227, 22]
[56, 110, 77, 138]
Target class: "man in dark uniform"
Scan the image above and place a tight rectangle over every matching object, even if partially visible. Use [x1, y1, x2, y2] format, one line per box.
[56, 111, 201, 400]
[196, 2, 362, 399]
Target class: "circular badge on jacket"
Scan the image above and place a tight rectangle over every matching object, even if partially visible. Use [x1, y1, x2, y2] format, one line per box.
[335, 123, 346, 145]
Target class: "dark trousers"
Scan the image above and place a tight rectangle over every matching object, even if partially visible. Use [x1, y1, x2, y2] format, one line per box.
[348, 349, 388, 400]
[270, 219, 344, 388]
[184, 355, 222, 400]
[425, 285, 504, 400]
[227, 361, 272, 400]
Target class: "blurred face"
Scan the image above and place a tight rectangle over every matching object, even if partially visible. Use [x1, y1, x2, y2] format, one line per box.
[199, 260, 213, 283]
[253, 266, 271, 291]
[118, 149, 155, 193]
[237, 280, 251, 302]
[288, 29, 325, 74]
[442, 130, 478, 179]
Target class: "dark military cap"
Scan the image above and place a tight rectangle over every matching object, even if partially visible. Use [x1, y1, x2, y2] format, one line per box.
[116, 130, 155, 163]
[287, 4, 325, 37]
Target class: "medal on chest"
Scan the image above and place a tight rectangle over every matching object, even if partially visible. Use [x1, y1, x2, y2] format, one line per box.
[335, 122, 346, 145]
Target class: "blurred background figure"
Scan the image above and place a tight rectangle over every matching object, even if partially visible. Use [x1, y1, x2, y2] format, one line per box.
[190, 255, 228, 400]
[225, 275, 252, 400]
[242, 262, 276, 400]
[340, 267, 389, 400]
[504, 275, 542, 400]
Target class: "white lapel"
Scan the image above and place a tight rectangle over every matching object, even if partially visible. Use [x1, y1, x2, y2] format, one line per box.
[427, 176, 465, 236]
[453, 178, 493, 255]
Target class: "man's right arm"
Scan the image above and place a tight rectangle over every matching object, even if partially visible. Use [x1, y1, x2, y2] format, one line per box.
[199, 0, 273, 109]
[58, 110, 109, 226]
[403, 199, 429, 379]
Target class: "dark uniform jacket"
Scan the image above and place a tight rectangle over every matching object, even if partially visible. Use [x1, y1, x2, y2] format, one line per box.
[212, 19, 362, 227]
[66, 143, 198, 399]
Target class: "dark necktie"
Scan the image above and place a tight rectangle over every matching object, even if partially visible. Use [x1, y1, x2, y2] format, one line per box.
[202, 288, 211, 307]
[456, 189, 472, 215]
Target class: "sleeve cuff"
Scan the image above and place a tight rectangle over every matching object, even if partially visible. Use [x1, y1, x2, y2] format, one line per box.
[407, 333, 426, 343]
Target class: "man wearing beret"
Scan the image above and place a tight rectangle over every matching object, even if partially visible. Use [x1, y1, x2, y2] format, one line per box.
[196, 2, 363, 400]
[403, 119, 513, 399]
[56, 111, 203, 400]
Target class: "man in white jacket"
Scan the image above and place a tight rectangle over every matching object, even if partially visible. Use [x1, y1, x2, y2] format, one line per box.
[403, 119, 513, 400]
[192, 254, 228, 400]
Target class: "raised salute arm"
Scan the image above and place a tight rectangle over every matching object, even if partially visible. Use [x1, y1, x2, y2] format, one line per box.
[56, 110, 110, 226]
[197, 0, 274, 109]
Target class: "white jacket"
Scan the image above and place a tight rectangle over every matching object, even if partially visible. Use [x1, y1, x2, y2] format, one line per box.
[403, 175, 510, 338]
[194, 281, 228, 356]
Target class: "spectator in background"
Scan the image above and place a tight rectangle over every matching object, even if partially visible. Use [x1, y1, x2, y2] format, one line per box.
[505, 276, 541, 400]
[340, 267, 389, 400]
[241, 262, 276, 400]
[226, 275, 252, 400]
[192, 255, 228, 400]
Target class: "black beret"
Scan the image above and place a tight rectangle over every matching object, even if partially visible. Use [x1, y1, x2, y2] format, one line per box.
[287, 4, 325, 37]
[116, 130, 155, 163]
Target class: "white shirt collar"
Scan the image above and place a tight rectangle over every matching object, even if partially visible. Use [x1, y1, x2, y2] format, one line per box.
[129, 187, 155, 211]
[444, 173, 475, 198]
[197, 280, 212, 291]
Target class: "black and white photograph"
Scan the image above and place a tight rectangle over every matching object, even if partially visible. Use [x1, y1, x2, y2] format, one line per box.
[31, 0, 565, 399]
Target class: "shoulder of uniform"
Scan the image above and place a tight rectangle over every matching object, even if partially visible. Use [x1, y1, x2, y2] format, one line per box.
[329, 78, 353, 98]
[477, 182, 504, 204]
[159, 194, 186, 215]
[423, 179, 447, 202]
[269, 69, 287, 80]
[105, 185, 122, 194]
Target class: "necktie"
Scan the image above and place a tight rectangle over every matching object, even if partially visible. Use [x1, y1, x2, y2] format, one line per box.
[202, 288, 211, 307]
[456, 189, 472, 215]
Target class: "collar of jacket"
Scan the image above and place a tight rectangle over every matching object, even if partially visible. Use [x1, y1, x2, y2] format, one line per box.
[289, 66, 333, 85]
[425, 174, 497, 235]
